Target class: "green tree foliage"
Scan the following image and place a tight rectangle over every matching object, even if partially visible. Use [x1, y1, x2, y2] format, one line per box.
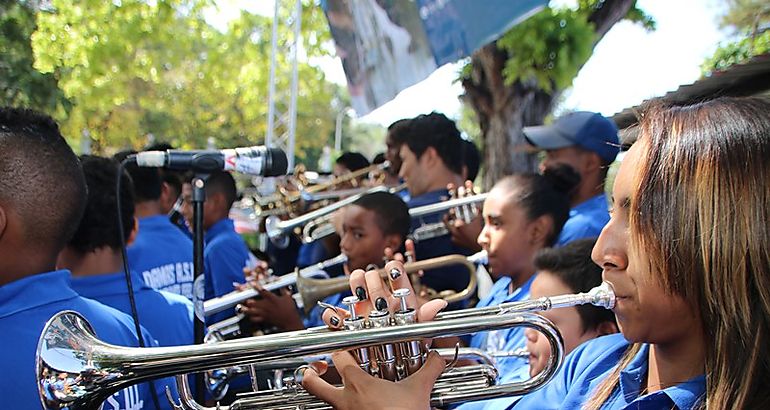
[30, 0, 338, 163]
[702, 0, 770, 74]
[461, 0, 653, 188]
[0, 0, 67, 113]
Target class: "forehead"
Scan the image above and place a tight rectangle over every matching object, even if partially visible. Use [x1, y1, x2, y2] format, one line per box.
[483, 186, 518, 214]
[612, 143, 643, 199]
[344, 205, 380, 227]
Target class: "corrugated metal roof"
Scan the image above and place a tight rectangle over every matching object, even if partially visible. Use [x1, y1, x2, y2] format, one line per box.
[611, 52, 770, 136]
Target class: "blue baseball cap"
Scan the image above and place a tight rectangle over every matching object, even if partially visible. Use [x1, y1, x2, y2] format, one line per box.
[522, 111, 620, 162]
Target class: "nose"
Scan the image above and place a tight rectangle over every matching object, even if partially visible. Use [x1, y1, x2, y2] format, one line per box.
[477, 223, 489, 249]
[591, 220, 628, 273]
[524, 328, 538, 343]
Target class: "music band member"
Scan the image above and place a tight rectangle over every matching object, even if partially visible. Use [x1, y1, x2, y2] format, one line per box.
[300, 97, 770, 410]
[0, 107, 168, 409]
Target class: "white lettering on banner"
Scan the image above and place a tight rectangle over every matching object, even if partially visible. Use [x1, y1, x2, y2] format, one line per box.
[105, 385, 143, 409]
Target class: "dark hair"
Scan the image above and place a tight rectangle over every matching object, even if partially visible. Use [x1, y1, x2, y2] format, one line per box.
[206, 170, 237, 209]
[114, 150, 162, 202]
[68, 155, 135, 253]
[386, 118, 411, 145]
[534, 238, 615, 333]
[335, 151, 370, 172]
[352, 191, 410, 242]
[462, 139, 481, 182]
[401, 112, 464, 175]
[493, 172, 575, 246]
[372, 152, 387, 164]
[0, 107, 87, 253]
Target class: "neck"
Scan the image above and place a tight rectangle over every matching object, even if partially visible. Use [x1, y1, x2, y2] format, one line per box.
[572, 178, 604, 207]
[422, 170, 463, 195]
[0, 248, 58, 286]
[59, 246, 124, 277]
[645, 324, 705, 393]
[134, 201, 163, 218]
[507, 266, 536, 291]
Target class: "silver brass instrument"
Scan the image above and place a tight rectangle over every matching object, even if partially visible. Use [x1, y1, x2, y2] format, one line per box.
[409, 192, 487, 242]
[296, 251, 486, 314]
[300, 183, 407, 244]
[265, 185, 389, 249]
[37, 282, 614, 409]
[203, 253, 348, 318]
[258, 161, 391, 220]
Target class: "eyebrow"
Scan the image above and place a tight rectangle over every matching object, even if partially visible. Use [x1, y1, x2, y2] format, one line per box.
[611, 196, 631, 208]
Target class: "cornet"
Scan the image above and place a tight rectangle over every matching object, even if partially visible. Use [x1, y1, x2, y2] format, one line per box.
[37, 283, 615, 410]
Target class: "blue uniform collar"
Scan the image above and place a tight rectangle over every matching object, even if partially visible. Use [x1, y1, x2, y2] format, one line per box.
[0, 270, 79, 318]
[138, 214, 171, 227]
[618, 344, 705, 409]
[407, 189, 449, 208]
[70, 271, 148, 298]
[206, 218, 235, 244]
[571, 193, 607, 215]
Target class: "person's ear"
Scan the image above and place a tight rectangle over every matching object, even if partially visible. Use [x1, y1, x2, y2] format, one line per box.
[596, 320, 619, 336]
[422, 146, 439, 168]
[127, 217, 139, 246]
[383, 234, 401, 252]
[584, 152, 603, 174]
[528, 215, 552, 247]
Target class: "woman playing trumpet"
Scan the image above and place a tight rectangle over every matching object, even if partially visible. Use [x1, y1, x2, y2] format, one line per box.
[300, 97, 770, 409]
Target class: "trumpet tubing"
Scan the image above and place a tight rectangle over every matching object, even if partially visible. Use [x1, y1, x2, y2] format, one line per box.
[203, 253, 347, 317]
[37, 282, 615, 410]
[296, 251, 485, 314]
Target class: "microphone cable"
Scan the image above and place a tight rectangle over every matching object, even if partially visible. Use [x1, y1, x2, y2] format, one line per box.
[116, 159, 163, 410]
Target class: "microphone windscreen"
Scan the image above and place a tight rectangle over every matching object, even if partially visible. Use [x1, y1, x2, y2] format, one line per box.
[265, 147, 288, 177]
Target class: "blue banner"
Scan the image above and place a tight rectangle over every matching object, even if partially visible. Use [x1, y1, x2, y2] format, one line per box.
[417, 0, 546, 65]
[322, 0, 546, 114]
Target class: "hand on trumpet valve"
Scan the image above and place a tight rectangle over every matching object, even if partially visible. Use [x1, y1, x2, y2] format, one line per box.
[237, 285, 305, 331]
[300, 348, 445, 410]
[242, 259, 270, 283]
[444, 181, 483, 252]
[320, 260, 446, 330]
[303, 259, 448, 410]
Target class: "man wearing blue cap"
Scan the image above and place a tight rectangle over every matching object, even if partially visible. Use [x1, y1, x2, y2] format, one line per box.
[522, 111, 620, 246]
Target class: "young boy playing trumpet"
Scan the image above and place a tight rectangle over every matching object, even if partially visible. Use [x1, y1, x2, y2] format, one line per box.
[239, 191, 411, 331]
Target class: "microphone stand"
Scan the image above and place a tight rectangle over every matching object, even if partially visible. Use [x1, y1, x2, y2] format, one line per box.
[191, 173, 209, 403]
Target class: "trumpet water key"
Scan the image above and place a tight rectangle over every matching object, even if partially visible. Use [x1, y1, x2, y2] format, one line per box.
[37, 282, 615, 410]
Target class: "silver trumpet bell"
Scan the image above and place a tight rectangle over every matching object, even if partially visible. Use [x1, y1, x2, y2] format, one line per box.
[37, 283, 615, 410]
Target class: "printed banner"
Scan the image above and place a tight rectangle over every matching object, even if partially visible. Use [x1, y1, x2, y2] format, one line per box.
[322, 0, 546, 115]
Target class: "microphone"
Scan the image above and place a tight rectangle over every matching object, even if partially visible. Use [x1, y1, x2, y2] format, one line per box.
[131, 146, 288, 177]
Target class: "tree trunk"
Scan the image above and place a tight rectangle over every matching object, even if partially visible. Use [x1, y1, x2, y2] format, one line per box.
[464, 0, 636, 190]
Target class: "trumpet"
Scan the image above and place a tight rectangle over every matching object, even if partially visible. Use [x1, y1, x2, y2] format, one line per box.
[203, 253, 348, 317]
[258, 162, 391, 219]
[300, 183, 407, 244]
[409, 192, 487, 242]
[296, 251, 486, 314]
[265, 185, 389, 249]
[37, 282, 615, 410]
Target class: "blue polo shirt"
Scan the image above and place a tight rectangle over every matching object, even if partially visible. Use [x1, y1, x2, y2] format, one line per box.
[0, 270, 174, 409]
[511, 333, 705, 409]
[128, 215, 195, 300]
[408, 189, 474, 307]
[557, 194, 609, 246]
[204, 218, 255, 324]
[70, 271, 194, 347]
